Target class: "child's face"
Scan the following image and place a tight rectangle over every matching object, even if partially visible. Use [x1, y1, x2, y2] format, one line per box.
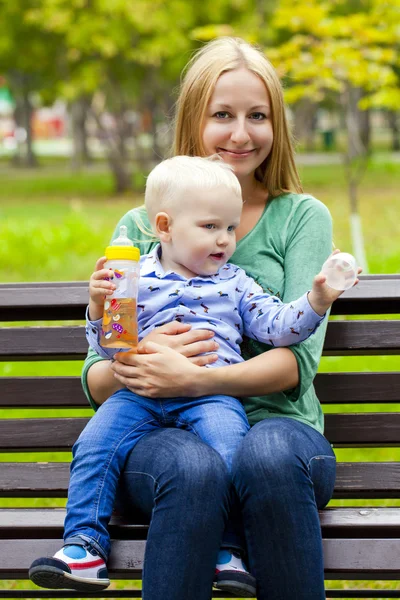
[160, 185, 242, 279]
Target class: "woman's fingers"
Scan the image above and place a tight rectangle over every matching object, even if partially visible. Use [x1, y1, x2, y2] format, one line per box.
[189, 353, 219, 366]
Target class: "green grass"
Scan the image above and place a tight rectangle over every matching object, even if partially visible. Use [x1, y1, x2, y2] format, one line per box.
[1, 156, 399, 598]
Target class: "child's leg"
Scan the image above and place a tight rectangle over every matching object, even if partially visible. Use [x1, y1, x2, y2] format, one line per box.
[173, 394, 249, 473]
[29, 389, 161, 591]
[173, 394, 256, 597]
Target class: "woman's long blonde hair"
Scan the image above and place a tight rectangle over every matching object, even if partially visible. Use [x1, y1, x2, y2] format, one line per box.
[173, 37, 302, 196]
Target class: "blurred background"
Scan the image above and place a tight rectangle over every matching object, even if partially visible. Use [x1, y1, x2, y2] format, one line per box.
[0, 0, 399, 281]
[0, 1, 399, 597]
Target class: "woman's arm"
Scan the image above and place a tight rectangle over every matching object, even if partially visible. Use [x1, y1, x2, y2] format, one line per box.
[84, 322, 219, 406]
[111, 343, 298, 398]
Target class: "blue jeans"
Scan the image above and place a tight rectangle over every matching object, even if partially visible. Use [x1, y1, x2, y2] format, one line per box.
[64, 388, 249, 559]
[117, 417, 336, 600]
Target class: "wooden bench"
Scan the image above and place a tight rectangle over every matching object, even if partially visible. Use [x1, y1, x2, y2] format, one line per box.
[1, 276, 400, 598]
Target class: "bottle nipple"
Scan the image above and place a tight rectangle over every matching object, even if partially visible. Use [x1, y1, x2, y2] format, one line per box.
[112, 225, 133, 246]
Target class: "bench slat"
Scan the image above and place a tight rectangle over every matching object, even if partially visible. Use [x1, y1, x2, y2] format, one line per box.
[2, 414, 400, 451]
[1, 507, 400, 537]
[1, 462, 400, 498]
[2, 372, 400, 408]
[1, 320, 400, 361]
[314, 372, 400, 404]
[1, 276, 399, 321]
[2, 538, 400, 579]
[0, 377, 87, 407]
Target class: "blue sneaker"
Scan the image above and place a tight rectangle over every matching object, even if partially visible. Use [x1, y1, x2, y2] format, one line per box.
[29, 544, 110, 592]
[214, 548, 257, 597]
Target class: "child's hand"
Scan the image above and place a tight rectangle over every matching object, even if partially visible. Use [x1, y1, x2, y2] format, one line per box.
[88, 257, 116, 321]
[308, 250, 362, 316]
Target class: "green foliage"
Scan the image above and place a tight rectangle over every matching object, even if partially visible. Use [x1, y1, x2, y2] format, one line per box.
[267, 0, 400, 110]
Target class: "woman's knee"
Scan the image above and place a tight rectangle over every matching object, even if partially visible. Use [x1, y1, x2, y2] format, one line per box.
[121, 428, 231, 511]
[232, 418, 335, 506]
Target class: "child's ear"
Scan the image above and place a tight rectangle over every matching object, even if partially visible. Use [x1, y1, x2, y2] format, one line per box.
[155, 212, 172, 242]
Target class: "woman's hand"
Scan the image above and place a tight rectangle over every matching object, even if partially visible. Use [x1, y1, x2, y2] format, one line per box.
[111, 342, 209, 398]
[110, 321, 219, 398]
[137, 321, 219, 366]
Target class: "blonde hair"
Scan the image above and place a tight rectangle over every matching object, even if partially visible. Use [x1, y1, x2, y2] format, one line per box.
[173, 37, 302, 197]
[145, 155, 242, 225]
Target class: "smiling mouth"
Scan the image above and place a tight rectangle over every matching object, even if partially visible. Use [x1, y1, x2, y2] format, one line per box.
[218, 148, 256, 156]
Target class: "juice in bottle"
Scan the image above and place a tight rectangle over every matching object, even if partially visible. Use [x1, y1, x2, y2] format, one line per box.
[100, 226, 140, 349]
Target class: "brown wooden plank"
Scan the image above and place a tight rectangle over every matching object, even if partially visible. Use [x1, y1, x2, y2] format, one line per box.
[0, 377, 88, 408]
[0, 418, 88, 452]
[0, 539, 145, 578]
[1, 320, 400, 362]
[0, 327, 87, 361]
[3, 507, 400, 538]
[323, 320, 400, 355]
[3, 413, 400, 452]
[0, 463, 70, 497]
[2, 537, 400, 579]
[1, 373, 399, 408]
[0, 282, 88, 322]
[315, 372, 400, 404]
[0, 509, 148, 538]
[1, 276, 399, 320]
[325, 414, 400, 446]
[333, 462, 400, 498]
[2, 462, 400, 499]
[323, 538, 400, 578]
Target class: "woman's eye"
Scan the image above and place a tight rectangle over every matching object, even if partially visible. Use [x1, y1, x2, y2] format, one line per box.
[214, 111, 230, 119]
[203, 224, 216, 229]
[250, 112, 266, 120]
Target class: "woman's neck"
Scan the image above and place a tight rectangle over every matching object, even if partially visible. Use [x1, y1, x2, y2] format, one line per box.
[238, 175, 267, 206]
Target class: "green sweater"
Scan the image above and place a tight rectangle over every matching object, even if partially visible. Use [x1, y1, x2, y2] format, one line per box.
[81, 192, 332, 434]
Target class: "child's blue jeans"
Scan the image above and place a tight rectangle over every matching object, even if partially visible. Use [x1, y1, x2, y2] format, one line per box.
[63, 388, 250, 560]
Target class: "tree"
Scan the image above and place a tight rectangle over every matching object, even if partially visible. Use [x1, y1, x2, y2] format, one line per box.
[263, 0, 400, 271]
[0, 0, 62, 166]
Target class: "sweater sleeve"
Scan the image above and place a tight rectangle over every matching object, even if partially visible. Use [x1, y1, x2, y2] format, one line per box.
[81, 206, 157, 409]
[280, 197, 333, 402]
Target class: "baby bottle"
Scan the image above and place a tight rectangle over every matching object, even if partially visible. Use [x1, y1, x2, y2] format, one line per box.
[100, 226, 140, 349]
[322, 252, 358, 291]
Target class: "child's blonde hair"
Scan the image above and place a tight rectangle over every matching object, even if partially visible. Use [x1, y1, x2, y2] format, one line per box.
[173, 36, 302, 197]
[145, 155, 242, 224]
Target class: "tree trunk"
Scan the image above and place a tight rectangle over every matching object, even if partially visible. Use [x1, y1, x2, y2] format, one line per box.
[293, 98, 317, 151]
[387, 110, 400, 151]
[89, 104, 132, 194]
[70, 97, 92, 171]
[12, 85, 37, 168]
[343, 84, 369, 273]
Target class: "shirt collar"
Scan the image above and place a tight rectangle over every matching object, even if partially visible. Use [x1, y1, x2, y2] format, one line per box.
[140, 244, 239, 282]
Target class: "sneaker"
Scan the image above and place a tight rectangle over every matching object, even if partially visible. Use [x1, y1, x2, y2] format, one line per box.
[214, 548, 257, 597]
[29, 544, 110, 592]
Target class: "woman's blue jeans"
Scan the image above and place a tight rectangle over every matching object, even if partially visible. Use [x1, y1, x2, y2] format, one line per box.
[63, 389, 249, 560]
[116, 416, 336, 600]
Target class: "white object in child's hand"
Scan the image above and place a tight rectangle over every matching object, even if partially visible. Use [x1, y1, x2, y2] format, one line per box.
[322, 252, 358, 291]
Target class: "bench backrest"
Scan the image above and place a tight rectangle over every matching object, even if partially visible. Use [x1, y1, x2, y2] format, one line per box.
[0, 276, 400, 503]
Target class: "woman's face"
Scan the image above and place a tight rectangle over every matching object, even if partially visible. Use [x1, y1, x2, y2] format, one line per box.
[202, 68, 273, 183]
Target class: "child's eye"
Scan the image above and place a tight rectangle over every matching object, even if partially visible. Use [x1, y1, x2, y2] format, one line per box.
[227, 225, 236, 232]
[203, 224, 216, 229]
[214, 111, 231, 119]
[250, 112, 267, 120]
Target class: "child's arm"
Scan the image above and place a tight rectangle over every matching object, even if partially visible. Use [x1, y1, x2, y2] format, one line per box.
[240, 259, 359, 347]
[86, 257, 118, 361]
[88, 257, 116, 321]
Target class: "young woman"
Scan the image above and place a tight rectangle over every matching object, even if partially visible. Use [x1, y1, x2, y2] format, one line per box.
[81, 37, 336, 600]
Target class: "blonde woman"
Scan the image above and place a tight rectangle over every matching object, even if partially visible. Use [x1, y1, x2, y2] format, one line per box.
[83, 38, 335, 600]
